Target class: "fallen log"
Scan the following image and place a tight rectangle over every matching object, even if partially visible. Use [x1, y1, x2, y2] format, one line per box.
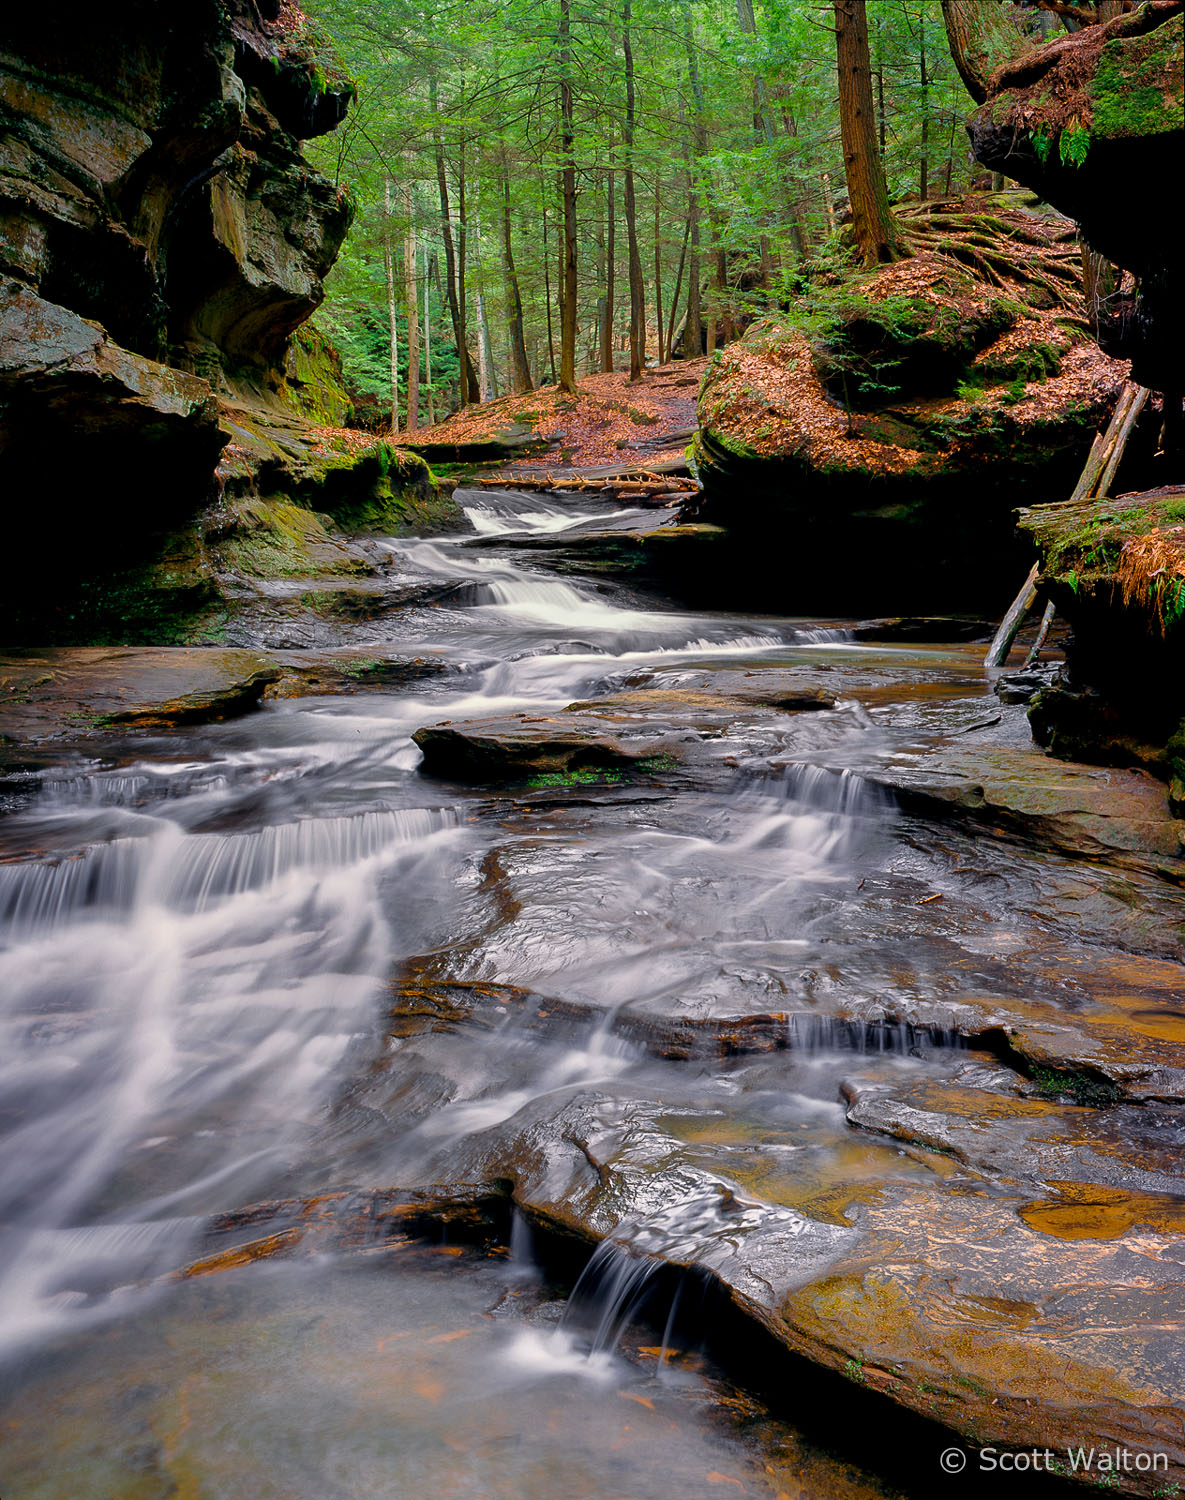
[985, 379, 1149, 666]
[985, 563, 1040, 668]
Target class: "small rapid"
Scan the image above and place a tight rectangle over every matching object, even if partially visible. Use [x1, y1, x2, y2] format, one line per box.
[0, 485, 939, 1385]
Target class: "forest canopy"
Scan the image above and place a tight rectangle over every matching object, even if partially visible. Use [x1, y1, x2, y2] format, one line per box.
[301, 0, 1055, 428]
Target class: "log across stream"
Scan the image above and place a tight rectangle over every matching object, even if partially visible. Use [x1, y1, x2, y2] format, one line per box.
[1, 487, 1182, 1498]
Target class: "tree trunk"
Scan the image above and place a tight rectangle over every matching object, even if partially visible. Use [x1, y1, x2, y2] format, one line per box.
[558, 0, 579, 394]
[623, 0, 646, 382]
[501, 149, 532, 393]
[666, 217, 690, 356]
[682, 3, 705, 359]
[472, 210, 497, 401]
[919, 19, 929, 201]
[403, 178, 420, 431]
[541, 186, 557, 384]
[424, 246, 435, 425]
[600, 159, 616, 372]
[820, 171, 837, 236]
[985, 563, 1039, 667]
[736, 0, 779, 282]
[778, 103, 811, 260]
[458, 137, 476, 402]
[430, 81, 478, 406]
[834, 0, 903, 266]
[653, 181, 664, 365]
[383, 178, 399, 434]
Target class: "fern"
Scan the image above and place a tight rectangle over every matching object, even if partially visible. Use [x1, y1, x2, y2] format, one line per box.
[1059, 125, 1091, 169]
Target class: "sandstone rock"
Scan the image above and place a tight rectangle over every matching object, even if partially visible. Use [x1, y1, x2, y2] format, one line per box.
[0, 646, 281, 751]
[0, 1, 368, 639]
[687, 204, 1128, 612]
[964, 5, 1184, 390]
[412, 685, 815, 785]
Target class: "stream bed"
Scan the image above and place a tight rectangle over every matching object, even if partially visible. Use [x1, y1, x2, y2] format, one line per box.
[1, 489, 1182, 1498]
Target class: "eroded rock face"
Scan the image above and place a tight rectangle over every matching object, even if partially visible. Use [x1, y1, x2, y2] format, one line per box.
[688, 204, 1129, 610]
[964, 4, 1184, 391]
[0, 0, 354, 632]
[1019, 487, 1185, 810]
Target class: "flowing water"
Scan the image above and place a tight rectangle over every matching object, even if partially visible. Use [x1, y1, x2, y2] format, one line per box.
[0, 487, 1130, 1496]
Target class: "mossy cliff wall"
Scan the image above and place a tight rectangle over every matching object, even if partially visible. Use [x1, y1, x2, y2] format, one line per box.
[964, 3, 1183, 391]
[0, 0, 361, 636]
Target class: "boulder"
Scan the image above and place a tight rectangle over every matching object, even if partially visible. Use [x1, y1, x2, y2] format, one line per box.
[688, 203, 1129, 611]
[963, 4, 1184, 392]
[1019, 487, 1185, 810]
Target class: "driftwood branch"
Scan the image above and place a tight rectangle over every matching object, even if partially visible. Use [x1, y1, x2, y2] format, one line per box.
[985, 378, 1149, 666]
[985, 563, 1040, 667]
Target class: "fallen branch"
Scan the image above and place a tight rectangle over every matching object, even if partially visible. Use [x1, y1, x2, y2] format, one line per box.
[984, 379, 1149, 666]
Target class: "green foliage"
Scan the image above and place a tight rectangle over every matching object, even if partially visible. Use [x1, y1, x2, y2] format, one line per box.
[1058, 124, 1091, 169]
[842, 1358, 866, 1385]
[301, 0, 980, 415]
[525, 766, 628, 789]
[1031, 1068, 1121, 1108]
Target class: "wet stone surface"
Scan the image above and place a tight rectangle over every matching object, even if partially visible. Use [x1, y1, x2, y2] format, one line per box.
[1, 486, 1182, 1496]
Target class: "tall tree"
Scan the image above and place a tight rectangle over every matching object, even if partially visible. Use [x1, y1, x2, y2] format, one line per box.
[599, 156, 617, 373]
[623, 0, 646, 380]
[558, 0, 579, 394]
[834, 0, 903, 265]
[681, 1, 705, 359]
[500, 146, 533, 392]
[383, 176, 400, 432]
[402, 176, 420, 430]
[431, 80, 478, 406]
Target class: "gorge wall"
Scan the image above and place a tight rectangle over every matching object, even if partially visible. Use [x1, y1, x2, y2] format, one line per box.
[0, 0, 376, 639]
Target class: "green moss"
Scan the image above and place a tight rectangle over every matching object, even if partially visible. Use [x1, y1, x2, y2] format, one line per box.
[703, 424, 760, 462]
[286, 326, 352, 426]
[525, 766, 629, 789]
[214, 497, 352, 579]
[1090, 14, 1184, 140]
[1031, 1068, 1121, 1108]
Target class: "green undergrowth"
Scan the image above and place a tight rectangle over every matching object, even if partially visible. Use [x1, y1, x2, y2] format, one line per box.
[1031, 1067, 1121, 1109]
[524, 753, 681, 790]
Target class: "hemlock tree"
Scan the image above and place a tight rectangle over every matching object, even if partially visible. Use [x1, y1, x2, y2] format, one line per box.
[834, 0, 904, 264]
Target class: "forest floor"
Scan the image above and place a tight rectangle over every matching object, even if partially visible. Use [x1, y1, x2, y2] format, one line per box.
[385, 358, 708, 471]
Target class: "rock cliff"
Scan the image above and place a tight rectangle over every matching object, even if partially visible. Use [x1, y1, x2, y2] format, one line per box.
[688, 202, 1132, 611]
[0, 0, 424, 641]
[960, 1, 1183, 395]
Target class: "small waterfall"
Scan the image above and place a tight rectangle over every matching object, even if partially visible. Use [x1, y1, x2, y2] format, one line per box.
[793, 626, 855, 645]
[786, 1013, 967, 1055]
[40, 773, 151, 806]
[557, 1186, 801, 1363]
[0, 807, 459, 931]
[461, 497, 619, 537]
[0, 795, 469, 1360]
[561, 1237, 664, 1356]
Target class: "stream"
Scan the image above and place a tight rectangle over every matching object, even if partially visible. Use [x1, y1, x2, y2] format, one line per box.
[0, 488, 1178, 1498]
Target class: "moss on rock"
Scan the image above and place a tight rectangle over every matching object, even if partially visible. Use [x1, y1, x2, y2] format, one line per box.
[687, 203, 1126, 611]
